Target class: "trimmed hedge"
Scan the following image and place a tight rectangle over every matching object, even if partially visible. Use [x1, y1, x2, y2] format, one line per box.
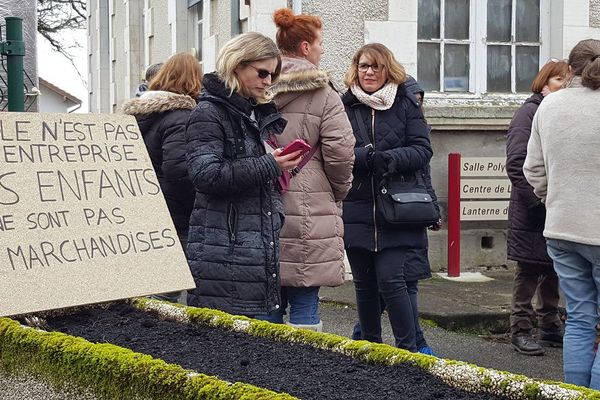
[133, 298, 600, 400]
[0, 316, 296, 400]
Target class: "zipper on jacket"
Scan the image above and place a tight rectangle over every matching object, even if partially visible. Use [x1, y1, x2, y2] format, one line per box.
[371, 108, 378, 252]
[227, 202, 238, 242]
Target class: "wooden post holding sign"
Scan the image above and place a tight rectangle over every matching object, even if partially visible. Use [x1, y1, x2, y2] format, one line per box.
[0, 113, 196, 317]
[447, 155, 510, 277]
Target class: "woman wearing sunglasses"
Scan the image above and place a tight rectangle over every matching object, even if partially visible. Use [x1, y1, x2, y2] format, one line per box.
[185, 32, 303, 316]
[258, 8, 355, 331]
[341, 43, 432, 352]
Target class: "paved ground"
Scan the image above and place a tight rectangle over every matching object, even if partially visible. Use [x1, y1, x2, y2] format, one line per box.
[0, 373, 97, 400]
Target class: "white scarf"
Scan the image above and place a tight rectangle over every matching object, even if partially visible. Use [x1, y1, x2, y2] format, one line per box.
[351, 82, 398, 110]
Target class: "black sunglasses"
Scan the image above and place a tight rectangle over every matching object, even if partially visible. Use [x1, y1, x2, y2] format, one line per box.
[247, 64, 278, 80]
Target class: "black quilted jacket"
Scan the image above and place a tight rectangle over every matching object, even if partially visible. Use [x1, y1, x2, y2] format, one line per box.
[341, 85, 433, 251]
[185, 73, 287, 316]
[506, 93, 552, 266]
[122, 91, 196, 236]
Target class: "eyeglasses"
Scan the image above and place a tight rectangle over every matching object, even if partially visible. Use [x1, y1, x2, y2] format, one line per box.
[247, 64, 278, 80]
[357, 63, 384, 73]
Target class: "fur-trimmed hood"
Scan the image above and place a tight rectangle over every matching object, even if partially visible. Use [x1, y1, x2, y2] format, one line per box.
[121, 90, 196, 116]
[268, 57, 331, 106]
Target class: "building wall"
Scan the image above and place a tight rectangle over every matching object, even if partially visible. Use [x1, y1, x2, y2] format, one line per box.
[38, 88, 79, 113]
[302, 0, 387, 85]
[212, 0, 232, 51]
[150, 0, 171, 64]
[591, 0, 600, 27]
[88, 0, 110, 113]
[108, 0, 125, 112]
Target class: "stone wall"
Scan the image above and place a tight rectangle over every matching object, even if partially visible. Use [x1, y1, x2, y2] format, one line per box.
[590, 0, 600, 27]
[302, 0, 387, 86]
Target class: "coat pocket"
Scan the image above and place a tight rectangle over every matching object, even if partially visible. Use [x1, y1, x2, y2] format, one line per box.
[227, 202, 239, 243]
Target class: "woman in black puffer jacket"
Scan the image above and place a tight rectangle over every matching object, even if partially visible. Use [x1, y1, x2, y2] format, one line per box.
[123, 54, 201, 242]
[122, 53, 201, 303]
[342, 44, 432, 352]
[185, 33, 302, 316]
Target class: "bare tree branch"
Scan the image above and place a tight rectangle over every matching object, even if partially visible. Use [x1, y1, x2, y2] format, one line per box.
[37, 0, 86, 81]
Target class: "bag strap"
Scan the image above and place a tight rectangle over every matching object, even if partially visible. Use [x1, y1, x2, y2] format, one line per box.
[353, 107, 372, 146]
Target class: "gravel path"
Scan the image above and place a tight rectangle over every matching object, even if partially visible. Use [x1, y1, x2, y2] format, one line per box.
[0, 370, 98, 400]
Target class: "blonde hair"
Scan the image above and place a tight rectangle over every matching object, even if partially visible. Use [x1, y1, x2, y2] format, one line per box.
[344, 43, 406, 88]
[216, 32, 282, 97]
[148, 53, 202, 98]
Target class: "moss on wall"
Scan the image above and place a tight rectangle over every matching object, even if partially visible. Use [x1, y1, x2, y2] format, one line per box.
[0, 317, 296, 400]
[133, 298, 599, 400]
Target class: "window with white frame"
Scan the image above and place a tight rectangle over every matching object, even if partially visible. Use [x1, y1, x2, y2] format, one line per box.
[188, 0, 203, 62]
[417, 0, 549, 94]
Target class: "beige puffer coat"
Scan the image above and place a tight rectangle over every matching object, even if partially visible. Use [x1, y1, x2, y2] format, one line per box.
[269, 57, 355, 287]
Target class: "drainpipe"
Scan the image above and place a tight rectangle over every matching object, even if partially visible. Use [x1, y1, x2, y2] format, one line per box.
[231, 0, 240, 36]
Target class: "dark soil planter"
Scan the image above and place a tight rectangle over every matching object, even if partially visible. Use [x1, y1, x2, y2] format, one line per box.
[1, 299, 595, 400]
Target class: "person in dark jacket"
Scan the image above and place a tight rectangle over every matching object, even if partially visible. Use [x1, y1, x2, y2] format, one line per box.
[122, 53, 202, 303]
[185, 32, 303, 316]
[506, 59, 568, 355]
[135, 62, 163, 97]
[342, 44, 433, 352]
[350, 76, 440, 355]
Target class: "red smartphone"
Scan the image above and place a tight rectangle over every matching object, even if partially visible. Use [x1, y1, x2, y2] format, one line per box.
[279, 139, 311, 157]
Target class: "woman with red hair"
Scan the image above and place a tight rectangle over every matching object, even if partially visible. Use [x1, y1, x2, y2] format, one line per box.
[261, 8, 355, 331]
[506, 59, 568, 355]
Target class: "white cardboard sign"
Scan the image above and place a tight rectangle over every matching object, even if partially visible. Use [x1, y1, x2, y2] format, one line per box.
[0, 113, 196, 316]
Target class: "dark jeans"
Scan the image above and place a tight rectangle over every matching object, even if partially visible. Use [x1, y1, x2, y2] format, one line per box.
[256, 286, 320, 325]
[510, 260, 561, 335]
[347, 247, 417, 351]
[351, 280, 427, 349]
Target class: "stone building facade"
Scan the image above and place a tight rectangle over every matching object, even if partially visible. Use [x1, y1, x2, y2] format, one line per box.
[87, 0, 600, 271]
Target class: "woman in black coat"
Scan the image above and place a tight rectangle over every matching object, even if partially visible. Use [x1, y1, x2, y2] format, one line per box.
[350, 76, 440, 355]
[506, 59, 568, 355]
[342, 44, 432, 352]
[122, 53, 201, 303]
[185, 32, 302, 316]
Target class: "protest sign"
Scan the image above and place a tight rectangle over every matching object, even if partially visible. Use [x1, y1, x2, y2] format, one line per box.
[0, 113, 195, 316]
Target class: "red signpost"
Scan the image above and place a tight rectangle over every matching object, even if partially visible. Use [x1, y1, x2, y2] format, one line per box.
[447, 153, 462, 277]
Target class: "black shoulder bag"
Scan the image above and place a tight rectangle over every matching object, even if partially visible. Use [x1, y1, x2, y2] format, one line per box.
[353, 107, 438, 227]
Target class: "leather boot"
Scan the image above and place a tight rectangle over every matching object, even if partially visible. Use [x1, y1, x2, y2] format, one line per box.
[511, 334, 545, 356]
[538, 328, 564, 348]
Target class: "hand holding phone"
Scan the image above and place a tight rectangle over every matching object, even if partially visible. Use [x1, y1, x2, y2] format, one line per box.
[279, 139, 311, 157]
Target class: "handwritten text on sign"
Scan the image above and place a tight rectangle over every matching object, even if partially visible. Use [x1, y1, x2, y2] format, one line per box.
[0, 113, 195, 317]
